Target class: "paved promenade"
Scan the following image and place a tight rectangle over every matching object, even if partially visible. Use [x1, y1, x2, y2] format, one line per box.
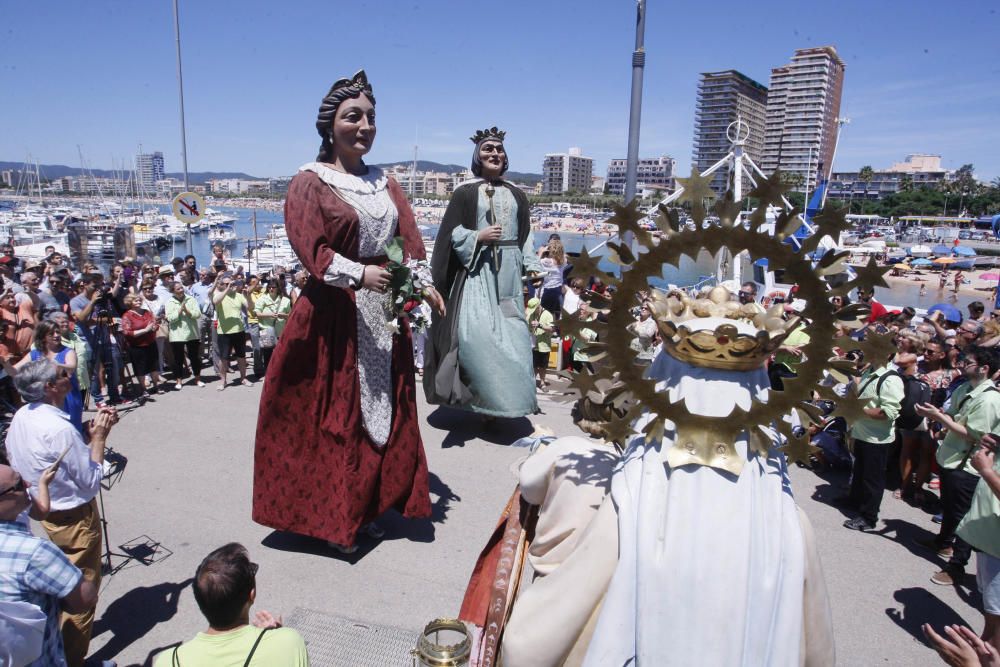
[80, 378, 974, 666]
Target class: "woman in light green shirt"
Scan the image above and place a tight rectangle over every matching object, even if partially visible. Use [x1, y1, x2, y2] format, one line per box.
[165, 281, 204, 389]
[253, 278, 292, 371]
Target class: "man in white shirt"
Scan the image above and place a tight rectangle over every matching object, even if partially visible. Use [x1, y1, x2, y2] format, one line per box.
[6, 358, 118, 667]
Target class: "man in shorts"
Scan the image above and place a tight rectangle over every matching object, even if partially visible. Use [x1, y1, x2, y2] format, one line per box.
[210, 273, 251, 390]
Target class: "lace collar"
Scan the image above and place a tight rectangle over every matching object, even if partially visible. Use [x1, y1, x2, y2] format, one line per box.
[300, 162, 388, 195]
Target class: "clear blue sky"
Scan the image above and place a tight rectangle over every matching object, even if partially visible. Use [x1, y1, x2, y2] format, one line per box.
[2, 0, 998, 181]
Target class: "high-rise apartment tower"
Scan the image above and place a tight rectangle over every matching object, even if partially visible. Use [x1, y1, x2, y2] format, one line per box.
[761, 46, 845, 191]
[692, 70, 768, 194]
[135, 151, 165, 191]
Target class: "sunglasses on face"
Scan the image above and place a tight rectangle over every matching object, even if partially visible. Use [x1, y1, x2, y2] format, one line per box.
[0, 476, 26, 496]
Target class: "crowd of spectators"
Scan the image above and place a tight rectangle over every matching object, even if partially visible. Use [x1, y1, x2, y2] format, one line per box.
[0, 244, 301, 666]
[0, 244, 298, 418]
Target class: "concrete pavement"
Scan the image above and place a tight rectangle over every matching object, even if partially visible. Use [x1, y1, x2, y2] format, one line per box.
[78, 376, 970, 666]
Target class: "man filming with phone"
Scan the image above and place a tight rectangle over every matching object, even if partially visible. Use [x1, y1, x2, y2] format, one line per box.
[5, 358, 119, 667]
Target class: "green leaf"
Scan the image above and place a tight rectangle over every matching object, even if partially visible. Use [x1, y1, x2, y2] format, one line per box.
[385, 236, 405, 265]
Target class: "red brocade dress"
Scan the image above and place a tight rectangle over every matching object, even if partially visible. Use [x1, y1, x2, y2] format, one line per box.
[252, 163, 431, 547]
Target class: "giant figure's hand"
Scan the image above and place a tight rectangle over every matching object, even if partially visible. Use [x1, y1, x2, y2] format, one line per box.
[477, 225, 502, 244]
[424, 287, 446, 317]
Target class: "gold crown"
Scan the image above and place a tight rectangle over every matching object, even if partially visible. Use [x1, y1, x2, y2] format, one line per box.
[559, 168, 895, 474]
[650, 286, 798, 371]
[469, 126, 506, 144]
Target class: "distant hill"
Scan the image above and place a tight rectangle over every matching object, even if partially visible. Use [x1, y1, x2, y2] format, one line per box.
[0, 161, 263, 184]
[374, 160, 542, 185]
[1, 159, 543, 186]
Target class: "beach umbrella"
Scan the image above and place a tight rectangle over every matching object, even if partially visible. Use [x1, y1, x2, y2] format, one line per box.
[928, 303, 962, 323]
[953, 246, 977, 256]
[980, 272, 1000, 281]
[934, 257, 958, 265]
[911, 258, 933, 266]
[933, 244, 951, 255]
[893, 263, 911, 271]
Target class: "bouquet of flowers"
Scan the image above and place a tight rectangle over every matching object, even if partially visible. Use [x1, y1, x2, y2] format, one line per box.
[383, 236, 433, 334]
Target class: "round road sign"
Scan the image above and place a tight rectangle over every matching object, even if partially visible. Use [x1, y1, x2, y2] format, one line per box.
[172, 192, 206, 225]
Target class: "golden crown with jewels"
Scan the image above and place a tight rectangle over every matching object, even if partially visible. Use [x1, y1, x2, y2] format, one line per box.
[559, 168, 895, 474]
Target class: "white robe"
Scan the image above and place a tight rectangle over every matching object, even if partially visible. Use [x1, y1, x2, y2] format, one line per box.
[502, 350, 835, 667]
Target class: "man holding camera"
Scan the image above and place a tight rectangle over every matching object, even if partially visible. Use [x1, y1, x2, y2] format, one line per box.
[71, 274, 122, 407]
[5, 358, 119, 666]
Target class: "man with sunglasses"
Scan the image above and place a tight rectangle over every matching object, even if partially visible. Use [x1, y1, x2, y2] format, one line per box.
[737, 281, 758, 305]
[5, 358, 119, 666]
[916, 346, 1000, 586]
[154, 543, 307, 666]
[0, 463, 99, 667]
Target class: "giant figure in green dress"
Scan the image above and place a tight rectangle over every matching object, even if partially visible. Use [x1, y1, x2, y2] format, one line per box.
[425, 128, 540, 418]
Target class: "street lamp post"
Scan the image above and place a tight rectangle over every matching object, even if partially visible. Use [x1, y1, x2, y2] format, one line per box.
[172, 0, 192, 254]
[623, 0, 646, 207]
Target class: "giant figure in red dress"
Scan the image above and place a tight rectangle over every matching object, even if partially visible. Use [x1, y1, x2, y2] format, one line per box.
[252, 71, 444, 552]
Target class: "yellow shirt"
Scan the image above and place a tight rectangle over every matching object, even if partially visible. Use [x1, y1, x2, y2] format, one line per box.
[153, 625, 309, 667]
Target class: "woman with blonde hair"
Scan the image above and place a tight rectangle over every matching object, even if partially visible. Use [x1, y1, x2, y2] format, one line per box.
[539, 238, 567, 317]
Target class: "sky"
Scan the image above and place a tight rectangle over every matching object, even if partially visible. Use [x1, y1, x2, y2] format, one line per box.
[2, 0, 998, 181]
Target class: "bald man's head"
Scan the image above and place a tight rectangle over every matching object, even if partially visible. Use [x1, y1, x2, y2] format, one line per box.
[0, 464, 30, 519]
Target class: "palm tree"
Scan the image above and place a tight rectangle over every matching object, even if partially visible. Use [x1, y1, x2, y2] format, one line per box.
[858, 165, 875, 203]
[899, 174, 913, 193]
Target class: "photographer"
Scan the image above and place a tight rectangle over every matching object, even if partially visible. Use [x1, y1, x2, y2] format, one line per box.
[70, 273, 122, 407]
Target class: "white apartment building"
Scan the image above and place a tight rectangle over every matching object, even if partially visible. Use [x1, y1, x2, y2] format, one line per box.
[542, 148, 594, 194]
[761, 46, 845, 191]
[135, 151, 165, 191]
[207, 178, 270, 195]
[605, 155, 676, 197]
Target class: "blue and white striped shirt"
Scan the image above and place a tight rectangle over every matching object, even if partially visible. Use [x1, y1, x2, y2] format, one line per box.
[0, 520, 81, 666]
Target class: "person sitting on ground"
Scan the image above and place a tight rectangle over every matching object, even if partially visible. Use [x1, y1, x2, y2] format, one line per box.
[153, 543, 308, 667]
[0, 463, 98, 667]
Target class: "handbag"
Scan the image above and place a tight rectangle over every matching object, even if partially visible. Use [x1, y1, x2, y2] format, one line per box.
[260, 325, 277, 349]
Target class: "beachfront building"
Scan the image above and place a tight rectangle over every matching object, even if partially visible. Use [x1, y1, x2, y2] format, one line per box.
[155, 177, 187, 196]
[135, 151, 165, 192]
[207, 178, 270, 195]
[605, 156, 677, 197]
[542, 148, 594, 195]
[828, 154, 953, 201]
[383, 166, 473, 197]
[693, 70, 768, 195]
[761, 46, 845, 192]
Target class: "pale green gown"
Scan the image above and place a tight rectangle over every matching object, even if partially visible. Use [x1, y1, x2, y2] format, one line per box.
[450, 184, 540, 417]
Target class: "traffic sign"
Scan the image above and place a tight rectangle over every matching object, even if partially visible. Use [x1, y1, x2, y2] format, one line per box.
[172, 192, 206, 225]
